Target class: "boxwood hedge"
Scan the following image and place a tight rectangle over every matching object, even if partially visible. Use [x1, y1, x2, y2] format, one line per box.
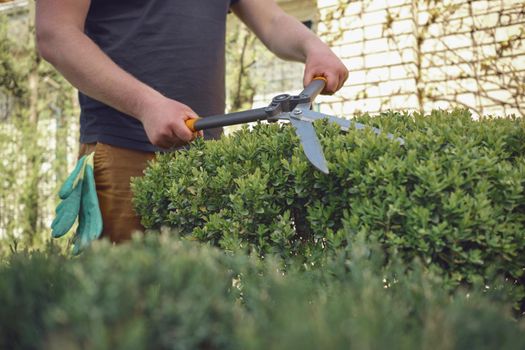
[132, 110, 525, 307]
[0, 234, 523, 350]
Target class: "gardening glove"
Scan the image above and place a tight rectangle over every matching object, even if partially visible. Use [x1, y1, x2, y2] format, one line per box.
[51, 153, 103, 254]
[71, 154, 103, 255]
[51, 154, 89, 238]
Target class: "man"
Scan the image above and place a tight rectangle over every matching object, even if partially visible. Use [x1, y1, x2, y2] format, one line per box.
[36, 0, 348, 244]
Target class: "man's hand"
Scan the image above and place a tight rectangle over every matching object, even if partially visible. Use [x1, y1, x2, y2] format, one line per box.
[303, 41, 348, 95]
[303, 43, 349, 95]
[138, 96, 202, 149]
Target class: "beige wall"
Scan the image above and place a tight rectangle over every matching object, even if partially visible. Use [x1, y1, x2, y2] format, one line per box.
[256, 0, 525, 118]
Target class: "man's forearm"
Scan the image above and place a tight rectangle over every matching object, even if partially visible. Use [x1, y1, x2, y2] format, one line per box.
[232, 0, 331, 63]
[262, 12, 329, 63]
[37, 23, 197, 148]
[233, 0, 347, 93]
[37, 26, 161, 122]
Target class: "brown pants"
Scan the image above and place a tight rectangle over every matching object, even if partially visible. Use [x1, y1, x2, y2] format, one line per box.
[79, 143, 156, 243]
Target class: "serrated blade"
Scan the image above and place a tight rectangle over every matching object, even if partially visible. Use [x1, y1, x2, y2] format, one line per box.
[289, 117, 329, 174]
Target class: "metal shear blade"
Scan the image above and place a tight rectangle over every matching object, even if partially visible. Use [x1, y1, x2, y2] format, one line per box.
[288, 110, 329, 174]
[297, 109, 405, 146]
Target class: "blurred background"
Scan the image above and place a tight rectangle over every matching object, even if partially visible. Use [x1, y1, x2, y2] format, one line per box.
[0, 0, 524, 244]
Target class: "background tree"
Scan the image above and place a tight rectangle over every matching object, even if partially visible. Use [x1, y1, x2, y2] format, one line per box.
[0, 3, 77, 246]
[225, 16, 259, 113]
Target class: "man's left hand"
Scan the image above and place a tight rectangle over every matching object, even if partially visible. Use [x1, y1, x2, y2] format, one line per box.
[303, 45, 349, 95]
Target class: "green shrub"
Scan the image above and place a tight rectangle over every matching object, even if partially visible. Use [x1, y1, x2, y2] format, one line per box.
[0, 234, 523, 350]
[132, 110, 525, 307]
[0, 243, 70, 350]
[44, 236, 244, 350]
[238, 238, 525, 350]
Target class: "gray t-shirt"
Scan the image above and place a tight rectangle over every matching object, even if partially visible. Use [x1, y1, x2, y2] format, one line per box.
[80, 0, 239, 152]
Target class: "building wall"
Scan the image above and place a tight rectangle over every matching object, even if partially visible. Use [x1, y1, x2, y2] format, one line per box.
[256, 0, 525, 118]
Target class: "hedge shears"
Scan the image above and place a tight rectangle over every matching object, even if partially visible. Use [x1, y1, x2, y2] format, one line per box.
[186, 77, 403, 174]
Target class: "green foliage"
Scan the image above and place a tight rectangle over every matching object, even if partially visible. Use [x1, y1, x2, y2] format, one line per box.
[0, 234, 523, 350]
[133, 109, 525, 307]
[238, 237, 525, 350]
[0, 243, 69, 350]
[43, 237, 240, 350]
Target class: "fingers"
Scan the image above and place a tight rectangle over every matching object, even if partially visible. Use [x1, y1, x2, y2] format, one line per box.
[185, 109, 205, 139]
[324, 72, 339, 94]
[162, 121, 196, 149]
[305, 73, 340, 95]
[163, 109, 205, 149]
[304, 68, 349, 95]
[142, 96, 207, 150]
[149, 116, 199, 150]
[304, 47, 349, 95]
[182, 110, 204, 139]
[337, 68, 349, 91]
[303, 71, 316, 89]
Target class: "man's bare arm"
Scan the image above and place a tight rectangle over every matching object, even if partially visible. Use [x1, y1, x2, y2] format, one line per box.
[35, 0, 197, 148]
[231, 0, 348, 94]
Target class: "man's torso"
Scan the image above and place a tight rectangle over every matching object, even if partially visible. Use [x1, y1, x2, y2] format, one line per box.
[80, 0, 236, 151]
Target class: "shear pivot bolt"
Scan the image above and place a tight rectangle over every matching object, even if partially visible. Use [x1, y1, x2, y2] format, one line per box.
[293, 108, 302, 115]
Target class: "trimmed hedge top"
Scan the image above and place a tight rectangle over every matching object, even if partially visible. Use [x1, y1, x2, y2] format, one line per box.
[132, 109, 525, 307]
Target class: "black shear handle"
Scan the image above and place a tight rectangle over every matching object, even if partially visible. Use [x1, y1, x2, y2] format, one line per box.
[186, 107, 268, 132]
[186, 77, 328, 132]
[300, 76, 327, 101]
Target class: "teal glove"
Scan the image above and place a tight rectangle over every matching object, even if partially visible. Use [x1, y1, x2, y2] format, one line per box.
[51, 155, 89, 238]
[71, 154, 103, 254]
[51, 153, 103, 254]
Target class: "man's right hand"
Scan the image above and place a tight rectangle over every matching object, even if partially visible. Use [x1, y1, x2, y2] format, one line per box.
[138, 96, 202, 149]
